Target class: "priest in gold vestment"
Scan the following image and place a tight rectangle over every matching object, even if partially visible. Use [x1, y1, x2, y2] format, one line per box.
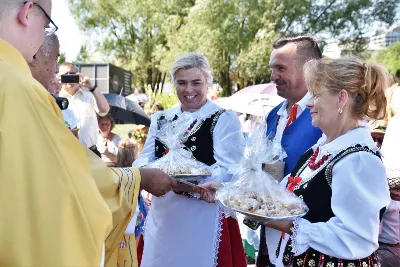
[0, 1, 175, 266]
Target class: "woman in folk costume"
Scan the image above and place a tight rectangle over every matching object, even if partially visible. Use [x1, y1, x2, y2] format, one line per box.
[262, 56, 391, 266]
[134, 52, 247, 267]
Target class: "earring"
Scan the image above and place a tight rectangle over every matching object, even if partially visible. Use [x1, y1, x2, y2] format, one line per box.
[338, 107, 343, 114]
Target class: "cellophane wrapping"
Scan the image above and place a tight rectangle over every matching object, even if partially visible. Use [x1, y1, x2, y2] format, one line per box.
[146, 113, 212, 177]
[216, 122, 307, 220]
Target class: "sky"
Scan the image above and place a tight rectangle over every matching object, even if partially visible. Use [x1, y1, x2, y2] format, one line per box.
[53, 0, 85, 61]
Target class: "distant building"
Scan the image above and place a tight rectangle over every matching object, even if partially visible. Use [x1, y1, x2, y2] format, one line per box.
[369, 26, 400, 50]
[75, 63, 133, 95]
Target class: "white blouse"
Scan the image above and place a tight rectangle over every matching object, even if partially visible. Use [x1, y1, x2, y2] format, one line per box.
[133, 100, 245, 183]
[379, 114, 400, 244]
[98, 134, 121, 163]
[273, 127, 390, 265]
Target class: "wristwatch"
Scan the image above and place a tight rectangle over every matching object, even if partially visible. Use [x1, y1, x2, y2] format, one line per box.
[89, 84, 97, 93]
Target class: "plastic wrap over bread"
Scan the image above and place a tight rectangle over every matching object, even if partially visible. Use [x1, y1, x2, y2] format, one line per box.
[146, 113, 212, 180]
[216, 121, 307, 222]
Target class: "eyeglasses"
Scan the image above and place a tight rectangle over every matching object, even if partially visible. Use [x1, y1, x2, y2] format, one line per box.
[24, 1, 58, 34]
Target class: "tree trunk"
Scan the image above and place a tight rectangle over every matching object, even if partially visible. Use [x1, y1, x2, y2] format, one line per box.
[160, 72, 166, 94]
[147, 67, 153, 91]
[154, 71, 162, 95]
[219, 51, 232, 96]
[157, 71, 162, 91]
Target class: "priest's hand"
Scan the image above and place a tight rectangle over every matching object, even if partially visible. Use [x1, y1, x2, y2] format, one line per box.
[198, 181, 222, 203]
[390, 188, 400, 201]
[139, 168, 177, 197]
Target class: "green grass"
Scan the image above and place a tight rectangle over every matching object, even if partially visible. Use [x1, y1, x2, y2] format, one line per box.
[113, 124, 138, 138]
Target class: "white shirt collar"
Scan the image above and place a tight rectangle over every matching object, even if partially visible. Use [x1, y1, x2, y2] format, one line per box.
[277, 92, 311, 117]
[59, 87, 84, 98]
[314, 125, 378, 157]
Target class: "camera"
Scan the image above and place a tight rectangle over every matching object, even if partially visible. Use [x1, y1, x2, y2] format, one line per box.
[61, 74, 80, 84]
[51, 94, 69, 110]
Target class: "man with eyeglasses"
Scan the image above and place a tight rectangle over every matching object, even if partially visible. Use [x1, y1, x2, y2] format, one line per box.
[59, 62, 110, 157]
[0, 1, 112, 266]
[0, 1, 177, 266]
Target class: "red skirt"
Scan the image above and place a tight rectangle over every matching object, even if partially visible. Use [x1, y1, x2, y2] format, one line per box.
[137, 216, 246, 267]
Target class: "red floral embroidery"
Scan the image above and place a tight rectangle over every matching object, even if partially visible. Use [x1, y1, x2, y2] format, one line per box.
[287, 176, 302, 192]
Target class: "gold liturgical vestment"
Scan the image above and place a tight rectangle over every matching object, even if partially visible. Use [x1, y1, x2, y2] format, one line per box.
[0, 38, 141, 267]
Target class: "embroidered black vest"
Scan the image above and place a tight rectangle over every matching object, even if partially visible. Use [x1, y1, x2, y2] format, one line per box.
[280, 145, 384, 267]
[154, 109, 226, 166]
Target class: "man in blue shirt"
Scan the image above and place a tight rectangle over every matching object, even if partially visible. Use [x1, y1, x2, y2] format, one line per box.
[257, 34, 323, 267]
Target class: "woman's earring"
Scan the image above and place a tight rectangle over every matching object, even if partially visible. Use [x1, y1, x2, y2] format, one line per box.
[338, 107, 343, 114]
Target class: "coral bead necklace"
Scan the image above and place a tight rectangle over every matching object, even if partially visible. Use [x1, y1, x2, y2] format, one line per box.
[308, 147, 330, 170]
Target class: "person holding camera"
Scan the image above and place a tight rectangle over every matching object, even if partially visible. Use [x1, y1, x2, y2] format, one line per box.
[59, 62, 110, 157]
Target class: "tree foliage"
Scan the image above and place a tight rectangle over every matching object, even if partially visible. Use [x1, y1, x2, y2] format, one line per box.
[376, 42, 400, 82]
[75, 45, 91, 63]
[58, 52, 66, 65]
[69, 0, 399, 95]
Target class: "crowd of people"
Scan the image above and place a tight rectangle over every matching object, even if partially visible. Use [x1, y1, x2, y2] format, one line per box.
[0, 1, 399, 267]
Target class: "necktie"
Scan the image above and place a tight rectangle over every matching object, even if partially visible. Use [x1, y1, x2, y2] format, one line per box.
[284, 104, 298, 130]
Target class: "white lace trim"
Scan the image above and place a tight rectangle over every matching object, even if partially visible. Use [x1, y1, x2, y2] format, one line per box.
[212, 206, 224, 267]
[290, 218, 310, 256]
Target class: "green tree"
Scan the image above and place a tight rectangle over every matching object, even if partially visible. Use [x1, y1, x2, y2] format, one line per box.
[69, 0, 195, 92]
[376, 42, 400, 82]
[69, 0, 399, 95]
[58, 52, 66, 65]
[75, 45, 91, 63]
[165, 0, 399, 95]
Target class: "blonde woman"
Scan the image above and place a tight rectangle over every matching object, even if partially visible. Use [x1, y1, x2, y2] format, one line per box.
[263, 56, 391, 266]
[386, 84, 400, 120]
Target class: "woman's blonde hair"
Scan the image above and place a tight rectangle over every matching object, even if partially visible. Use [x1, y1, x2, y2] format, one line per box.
[116, 139, 138, 168]
[304, 56, 388, 120]
[386, 84, 400, 120]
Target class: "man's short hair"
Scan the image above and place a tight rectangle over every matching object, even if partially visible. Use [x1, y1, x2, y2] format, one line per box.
[0, 1, 42, 19]
[273, 34, 322, 64]
[0, 1, 18, 18]
[38, 33, 59, 57]
[59, 62, 78, 72]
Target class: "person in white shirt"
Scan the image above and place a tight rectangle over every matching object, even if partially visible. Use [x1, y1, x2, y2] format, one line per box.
[378, 114, 400, 266]
[260, 34, 324, 267]
[59, 62, 110, 157]
[48, 74, 79, 137]
[97, 114, 122, 167]
[134, 52, 247, 267]
[263, 56, 390, 266]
